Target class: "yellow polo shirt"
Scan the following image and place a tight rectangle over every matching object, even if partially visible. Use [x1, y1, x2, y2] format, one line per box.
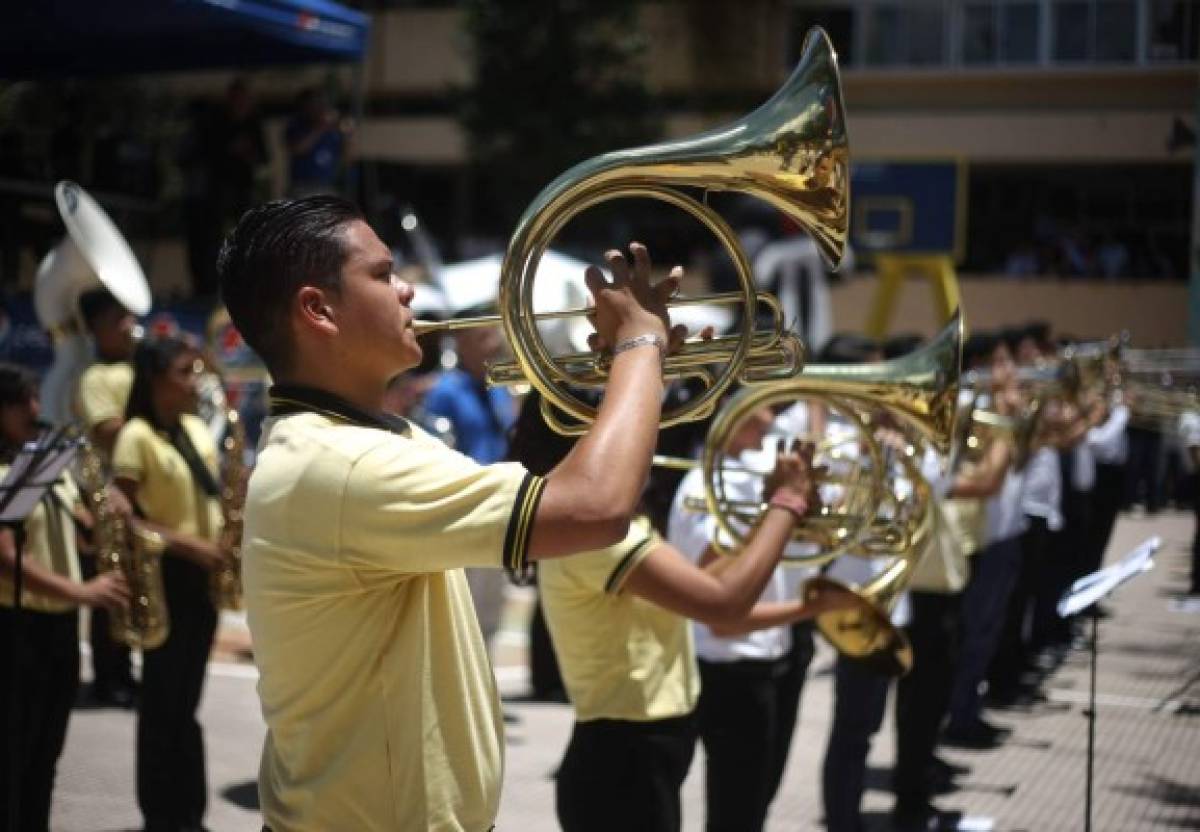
[76, 361, 133, 431]
[111, 414, 221, 541]
[0, 467, 82, 614]
[243, 411, 544, 832]
[539, 517, 700, 723]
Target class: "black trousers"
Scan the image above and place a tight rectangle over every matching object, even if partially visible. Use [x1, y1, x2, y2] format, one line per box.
[894, 591, 959, 816]
[990, 516, 1051, 694]
[948, 535, 1022, 729]
[137, 557, 217, 831]
[80, 554, 134, 695]
[1046, 480, 1092, 646]
[695, 623, 815, 832]
[1125, 427, 1163, 512]
[0, 607, 80, 832]
[1083, 463, 1125, 578]
[556, 713, 697, 832]
[823, 654, 890, 832]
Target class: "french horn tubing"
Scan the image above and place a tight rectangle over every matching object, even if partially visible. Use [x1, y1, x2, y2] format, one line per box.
[413, 27, 849, 433]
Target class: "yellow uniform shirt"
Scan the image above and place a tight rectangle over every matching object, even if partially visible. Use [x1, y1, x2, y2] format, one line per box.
[76, 361, 133, 431]
[539, 518, 700, 723]
[111, 414, 222, 541]
[0, 467, 83, 614]
[243, 410, 544, 832]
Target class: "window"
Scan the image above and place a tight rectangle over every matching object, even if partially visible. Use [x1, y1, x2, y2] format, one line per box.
[790, 5, 857, 66]
[1053, 1, 1092, 61]
[1096, 1, 1137, 61]
[822, 0, 1190, 68]
[1147, 0, 1199, 61]
[1001, 3, 1040, 62]
[963, 4, 998, 64]
[864, 2, 946, 66]
[866, 4, 906, 65]
[908, 5, 948, 64]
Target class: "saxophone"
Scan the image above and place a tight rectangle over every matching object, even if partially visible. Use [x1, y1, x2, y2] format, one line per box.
[211, 402, 247, 610]
[75, 438, 169, 650]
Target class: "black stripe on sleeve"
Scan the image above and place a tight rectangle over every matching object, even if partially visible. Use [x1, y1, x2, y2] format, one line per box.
[604, 534, 655, 595]
[503, 472, 546, 574]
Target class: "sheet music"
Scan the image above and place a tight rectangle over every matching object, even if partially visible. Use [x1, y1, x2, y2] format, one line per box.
[1057, 536, 1160, 618]
[0, 429, 82, 524]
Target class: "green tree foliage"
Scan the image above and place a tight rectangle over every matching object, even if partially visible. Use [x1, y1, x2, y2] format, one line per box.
[458, 0, 660, 233]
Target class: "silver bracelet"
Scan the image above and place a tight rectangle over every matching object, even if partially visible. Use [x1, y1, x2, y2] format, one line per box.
[612, 333, 667, 365]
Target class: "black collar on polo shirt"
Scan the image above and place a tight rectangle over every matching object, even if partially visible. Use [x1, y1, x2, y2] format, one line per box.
[268, 384, 411, 436]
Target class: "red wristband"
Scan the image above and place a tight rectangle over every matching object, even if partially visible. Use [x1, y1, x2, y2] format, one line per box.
[768, 491, 809, 520]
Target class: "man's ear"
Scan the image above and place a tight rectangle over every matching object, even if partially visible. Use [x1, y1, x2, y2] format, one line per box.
[296, 286, 338, 336]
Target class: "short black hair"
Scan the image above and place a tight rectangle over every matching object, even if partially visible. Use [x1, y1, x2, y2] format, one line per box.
[963, 331, 998, 368]
[78, 289, 124, 332]
[217, 196, 364, 374]
[1021, 320, 1052, 349]
[0, 362, 37, 408]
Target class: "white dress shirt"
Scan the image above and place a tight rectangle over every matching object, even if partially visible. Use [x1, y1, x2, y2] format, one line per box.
[1087, 402, 1129, 466]
[1071, 443, 1096, 492]
[668, 465, 793, 663]
[985, 467, 1028, 544]
[1021, 446, 1063, 531]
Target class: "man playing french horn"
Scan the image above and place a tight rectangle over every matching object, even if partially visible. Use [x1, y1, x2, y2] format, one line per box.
[216, 195, 744, 831]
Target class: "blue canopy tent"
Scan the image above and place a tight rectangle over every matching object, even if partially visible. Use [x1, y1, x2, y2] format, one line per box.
[0, 0, 370, 77]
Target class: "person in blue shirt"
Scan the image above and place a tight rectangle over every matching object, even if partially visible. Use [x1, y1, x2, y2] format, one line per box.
[424, 317, 515, 465]
[285, 88, 353, 197]
[424, 313, 518, 668]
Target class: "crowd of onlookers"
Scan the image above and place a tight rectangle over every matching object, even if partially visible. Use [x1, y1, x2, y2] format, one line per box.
[1002, 227, 1180, 280]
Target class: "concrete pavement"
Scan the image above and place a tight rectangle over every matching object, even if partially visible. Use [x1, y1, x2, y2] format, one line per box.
[50, 510, 1200, 831]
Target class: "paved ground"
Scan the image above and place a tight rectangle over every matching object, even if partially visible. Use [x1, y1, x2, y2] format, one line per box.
[50, 511, 1200, 831]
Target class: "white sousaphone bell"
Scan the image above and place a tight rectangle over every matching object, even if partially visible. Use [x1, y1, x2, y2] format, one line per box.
[35, 181, 153, 425]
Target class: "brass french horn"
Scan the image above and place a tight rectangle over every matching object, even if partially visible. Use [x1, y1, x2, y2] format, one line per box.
[414, 27, 849, 433]
[700, 313, 962, 562]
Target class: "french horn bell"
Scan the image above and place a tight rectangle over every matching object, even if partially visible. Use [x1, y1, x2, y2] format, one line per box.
[414, 27, 849, 434]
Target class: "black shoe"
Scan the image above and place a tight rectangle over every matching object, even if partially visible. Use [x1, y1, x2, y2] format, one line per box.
[930, 755, 971, 778]
[942, 718, 1011, 749]
[983, 687, 1021, 709]
[85, 683, 138, 709]
[927, 766, 960, 796]
[892, 803, 964, 832]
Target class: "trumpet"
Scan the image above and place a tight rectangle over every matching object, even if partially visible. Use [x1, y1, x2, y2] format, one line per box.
[1124, 378, 1200, 428]
[1121, 347, 1200, 375]
[412, 27, 848, 433]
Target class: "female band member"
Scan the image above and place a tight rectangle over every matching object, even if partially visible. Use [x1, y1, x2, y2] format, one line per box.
[112, 336, 228, 832]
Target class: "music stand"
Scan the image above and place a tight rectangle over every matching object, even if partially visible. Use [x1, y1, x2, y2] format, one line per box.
[1, 426, 82, 832]
[1057, 535, 1160, 832]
